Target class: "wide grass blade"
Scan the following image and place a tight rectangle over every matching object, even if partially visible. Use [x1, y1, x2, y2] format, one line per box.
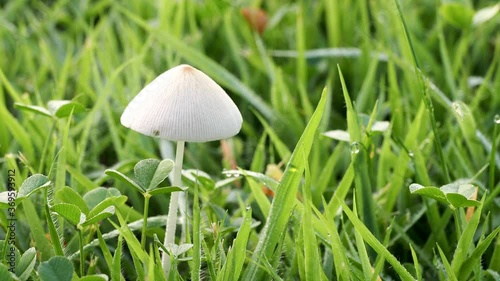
[242, 87, 328, 280]
[451, 198, 484, 276]
[338, 66, 379, 238]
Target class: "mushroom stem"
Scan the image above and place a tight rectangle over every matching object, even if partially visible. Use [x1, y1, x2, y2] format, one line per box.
[162, 140, 185, 276]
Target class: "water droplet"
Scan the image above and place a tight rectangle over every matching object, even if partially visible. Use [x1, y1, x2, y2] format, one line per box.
[494, 114, 500, 124]
[350, 142, 360, 154]
[223, 171, 241, 178]
[408, 151, 414, 158]
[245, 205, 251, 211]
[452, 102, 464, 121]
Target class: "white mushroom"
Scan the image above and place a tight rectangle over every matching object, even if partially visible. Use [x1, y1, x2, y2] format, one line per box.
[120, 64, 242, 276]
[121, 64, 242, 141]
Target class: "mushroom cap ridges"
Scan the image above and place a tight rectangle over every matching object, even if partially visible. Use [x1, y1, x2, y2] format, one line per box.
[121, 64, 243, 142]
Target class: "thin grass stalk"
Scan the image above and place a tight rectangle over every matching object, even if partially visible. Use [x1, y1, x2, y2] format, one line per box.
[141, 193, 151, 248]
[78, 228, 85, 276]
[489, 117, 499, 191]
[38, 121, 56, 173]
[394, 0, 450, 182]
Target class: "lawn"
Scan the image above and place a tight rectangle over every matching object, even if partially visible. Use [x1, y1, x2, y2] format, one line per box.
[1, 0, 499, 280]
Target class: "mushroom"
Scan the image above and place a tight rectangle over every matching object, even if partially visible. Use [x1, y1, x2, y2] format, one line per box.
[120, 64, 242, 276]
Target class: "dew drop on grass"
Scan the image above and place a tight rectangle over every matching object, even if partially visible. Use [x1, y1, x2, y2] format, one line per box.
[494, 114, 500, 124]
[350, 142, 360, 154]
[224, 171, 241, 178]
[408, 151, 414, 158]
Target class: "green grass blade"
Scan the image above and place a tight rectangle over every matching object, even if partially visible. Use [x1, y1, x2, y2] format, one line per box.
[296, 2, 313, 118]
[355, 57, 380, 112]
[371, 222, 393, 281]
[393, 0, 450, 182]
[246, 177, 271, 218]
[0, 67, 22, 103]
[489, 231, 500, 271]
[460, 226, 500, 279]
[147, 244, 156, 281]
[112, 212, 148, 259]
[316, 198, 351, 281]
[95, 228, 115, 279]
[352, 148, 379, 239]
[129, 244, 145, 281]
[218, 209, 252, 281]
[242, 87, 328, 280]
[55, 113, 72, 193]
[21, 199, 54, 261]
[222, 13, 249, 84]
[409, 244, 422, 281]
[65, 165, 98, 194]
[327, 163, 354, 216]
[337, 65, 362, 142]
[489, 119, 499, 191]
[450, 199, 484, 275]
[301, 157, 321, 281]
[385, 103, 427, 211]
[334, 196, 415, 280]
[338, 66, 378, 238]
[352, 197, 373, 281]
[254, 112, 291, 160]
[437, 244, 458, 281]
[324, 0, 341, 47]
[313, 144, 342, 205]
[112, 234, 124, 281]
[0, 104, 34, 160]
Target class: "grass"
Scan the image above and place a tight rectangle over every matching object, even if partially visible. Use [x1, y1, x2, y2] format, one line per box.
[1, 0, 499, 280]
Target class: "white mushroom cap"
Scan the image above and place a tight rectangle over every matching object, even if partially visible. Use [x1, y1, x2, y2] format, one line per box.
[121, 64, 243, 142]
